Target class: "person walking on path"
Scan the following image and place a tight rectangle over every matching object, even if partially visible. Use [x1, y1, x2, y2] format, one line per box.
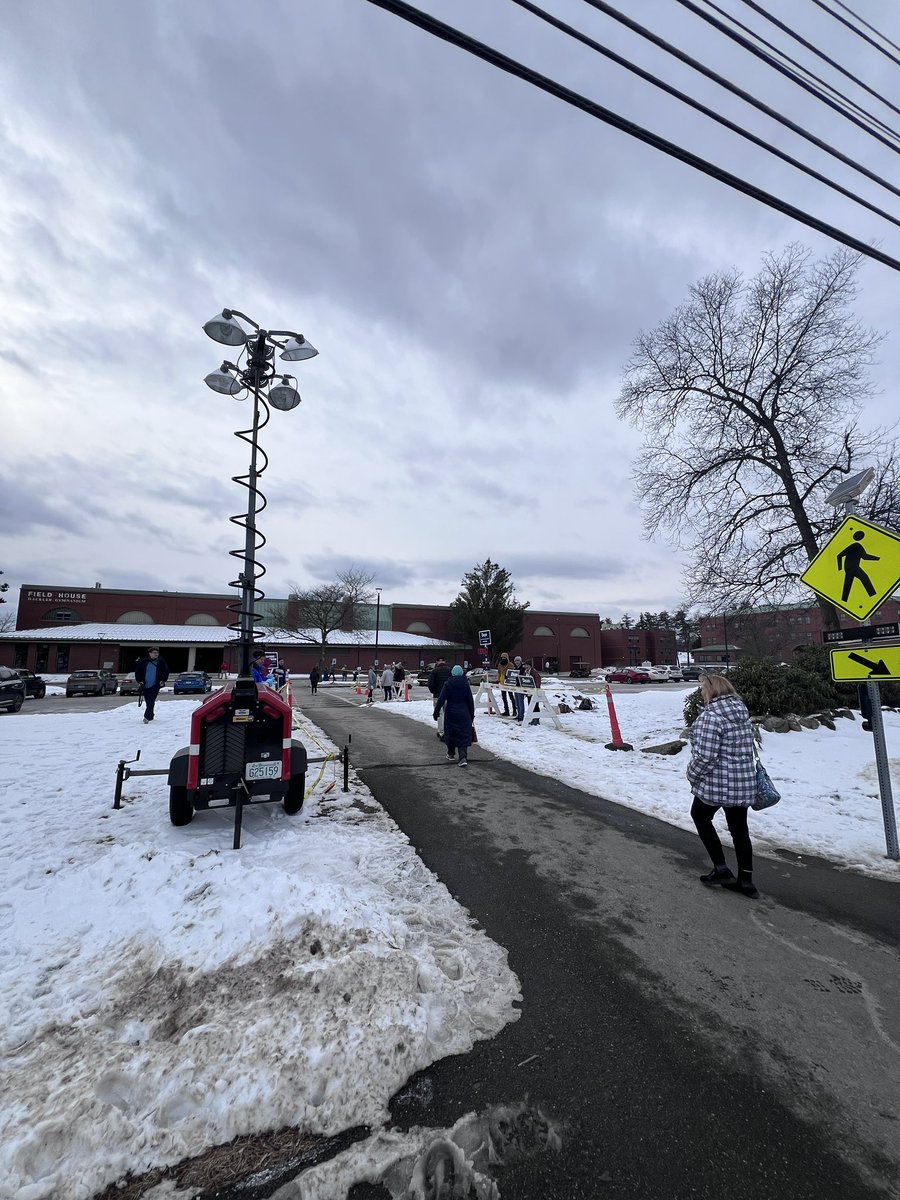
[135, 648, 169, 724]
[309, 665, 319, 695]
[687, 672, 759, 897]
[219, 660, 228, 680]
[433, 664, 475, 767]
[497, 652, 514, 717]
[366, 665, 377, 704]
[381, 664, 395, 702]
[427, 658, 452, 739]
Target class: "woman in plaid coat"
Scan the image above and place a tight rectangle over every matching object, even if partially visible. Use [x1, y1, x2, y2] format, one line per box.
[687, 672, 758, 897]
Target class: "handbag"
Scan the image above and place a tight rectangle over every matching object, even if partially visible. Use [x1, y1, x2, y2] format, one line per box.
[751, 743, 781, 810]
[471, 724, 478, 743]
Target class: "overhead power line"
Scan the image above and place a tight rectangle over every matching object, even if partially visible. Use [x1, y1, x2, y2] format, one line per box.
[809, 0, 900, 70]
[361, 0, 900, 273]
[692, 0, 900, 148]
[738, 0, 900, 118]
[830, 0, 900, 58]
[577, 0, 900, 200]
[510, 0, 900, 230]
[678, 0, 900, 149]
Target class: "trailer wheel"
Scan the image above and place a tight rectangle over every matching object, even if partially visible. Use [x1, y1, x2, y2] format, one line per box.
[169, 785, 194, 826]
[283, 772, 305, 815]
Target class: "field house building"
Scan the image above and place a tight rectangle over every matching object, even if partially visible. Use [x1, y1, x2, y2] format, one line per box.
[0, 584, 677, 676]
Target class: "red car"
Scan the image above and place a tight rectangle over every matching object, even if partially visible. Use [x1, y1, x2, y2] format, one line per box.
[605, 668, 651, 684]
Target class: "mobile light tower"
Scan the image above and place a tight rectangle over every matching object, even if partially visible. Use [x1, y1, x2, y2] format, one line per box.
[203, 309, 318, 674]
[374, 586, 382, 668]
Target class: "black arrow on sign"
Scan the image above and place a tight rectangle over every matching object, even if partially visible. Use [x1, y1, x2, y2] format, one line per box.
[847, 652, 890, 676]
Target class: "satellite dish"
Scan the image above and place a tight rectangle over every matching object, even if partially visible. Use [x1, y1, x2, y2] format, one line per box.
[825, 467, 875, 507]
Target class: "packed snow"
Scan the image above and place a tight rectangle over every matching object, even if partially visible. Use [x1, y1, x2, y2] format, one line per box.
[0, 700, 521, 1200]
[3, 678, 899, 1199]
[386, 677, 900, 881]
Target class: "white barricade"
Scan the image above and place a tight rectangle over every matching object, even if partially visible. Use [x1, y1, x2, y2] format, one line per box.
[473, 681, 562, 730]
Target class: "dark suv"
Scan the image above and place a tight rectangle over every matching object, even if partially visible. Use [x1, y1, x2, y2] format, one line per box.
[12, 668, 47, 699]
[66, 670, 119, 697]
[0, 666, 26, 712]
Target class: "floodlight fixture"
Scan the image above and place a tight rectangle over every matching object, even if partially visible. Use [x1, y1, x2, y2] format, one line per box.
[204, 364, 244, 395]
[268, 375, 301, 411]
[203, 310, 250, 347]
[280, 335, 318, 361]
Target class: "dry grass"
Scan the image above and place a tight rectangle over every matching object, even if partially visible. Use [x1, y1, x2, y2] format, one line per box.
[92, 1124, 369, 1200]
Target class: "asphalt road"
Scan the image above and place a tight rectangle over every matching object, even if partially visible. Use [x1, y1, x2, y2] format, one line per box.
[295, 686, 900, 1200]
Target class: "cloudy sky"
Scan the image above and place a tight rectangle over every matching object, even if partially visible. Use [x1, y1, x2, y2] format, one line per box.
[3, 0, 899, 622]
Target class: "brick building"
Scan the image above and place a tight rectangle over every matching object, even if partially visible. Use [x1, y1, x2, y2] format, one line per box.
[2, 584, 677, 676]
[698, 598, 900, 664]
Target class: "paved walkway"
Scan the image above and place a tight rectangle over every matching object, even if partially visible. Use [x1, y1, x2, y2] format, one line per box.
[290, 686, 900, 1198]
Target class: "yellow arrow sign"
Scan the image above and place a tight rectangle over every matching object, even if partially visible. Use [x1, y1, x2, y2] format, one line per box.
[800, 515, 900, 620]
[830, 643, 900, 682]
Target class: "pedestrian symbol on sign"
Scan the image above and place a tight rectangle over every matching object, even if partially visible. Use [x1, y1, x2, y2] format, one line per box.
[835, 531, 879, 604]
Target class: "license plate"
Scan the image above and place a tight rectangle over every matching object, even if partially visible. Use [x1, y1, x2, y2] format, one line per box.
[245, 760, 282, 781]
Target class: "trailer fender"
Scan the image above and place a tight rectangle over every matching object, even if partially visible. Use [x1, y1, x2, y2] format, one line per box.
[290, 740, 308, 777]
[168, 746, 191, 788]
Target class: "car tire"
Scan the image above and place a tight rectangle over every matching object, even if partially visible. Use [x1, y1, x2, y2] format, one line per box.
[10, 694, 23, 712]
[169, 786, 194, 826]
[283, 773, 305, 815]
[35, 685, 46, 699]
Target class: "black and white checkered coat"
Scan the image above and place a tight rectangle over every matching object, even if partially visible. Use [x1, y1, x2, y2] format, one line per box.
[687, 695, 756, 808]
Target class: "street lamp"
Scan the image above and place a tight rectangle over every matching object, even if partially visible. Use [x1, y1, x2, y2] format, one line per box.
[203, 308, 318, 675]
[374, 587, 382, 668]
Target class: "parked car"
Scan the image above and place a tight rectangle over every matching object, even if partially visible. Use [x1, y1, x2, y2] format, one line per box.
[660, 664, 684, 682]
[118, 675, 143, 696]
[680, 664, 706, 681]
[173, 671, 213, 695]
[11, 668, 47, 698]
[465, 667, 499, 684]
[0, 666, 26, 712]
[568, 663, 592, 678]
[605, 668, 651, 684]
[66, 670, 119, 697]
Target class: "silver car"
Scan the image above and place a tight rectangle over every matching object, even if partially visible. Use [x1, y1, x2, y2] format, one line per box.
[66, 670, 119, 697]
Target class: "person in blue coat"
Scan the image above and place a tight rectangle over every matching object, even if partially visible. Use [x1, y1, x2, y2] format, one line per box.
[433, 664, 475, 767]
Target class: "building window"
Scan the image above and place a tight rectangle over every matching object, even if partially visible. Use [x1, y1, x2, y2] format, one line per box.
[534, 625, 555, 636]
[14, 645, 28, 669]
[406, 621, 432, 634]
[55, 646, 70, 672]
[35, 644, 50, 672]
[185, 613, 220, 626]
[570, 627, 589, 638]
[43, 608, 79, 623]
[116, 611, 154, 624]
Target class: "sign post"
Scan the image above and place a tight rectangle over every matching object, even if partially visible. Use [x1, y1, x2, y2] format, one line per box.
[802, 476, 899, 860]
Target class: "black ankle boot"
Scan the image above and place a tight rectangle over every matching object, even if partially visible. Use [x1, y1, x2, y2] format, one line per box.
[722, 873, 759, 898]
[700, 865, 735, 885]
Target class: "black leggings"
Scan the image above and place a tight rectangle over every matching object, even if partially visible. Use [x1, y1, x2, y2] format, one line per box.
[691, 798, 753, 874]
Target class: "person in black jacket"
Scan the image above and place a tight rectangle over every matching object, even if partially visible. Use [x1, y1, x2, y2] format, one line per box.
[134, 648, 170, 724]
[427, 659, 452, 740]
[433, 665, 476, 767]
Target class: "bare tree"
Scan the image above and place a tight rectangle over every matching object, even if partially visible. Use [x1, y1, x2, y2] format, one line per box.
[618, 245, 900, 628]
[276, 567, 375, 662]
[0, 608, 16, 634]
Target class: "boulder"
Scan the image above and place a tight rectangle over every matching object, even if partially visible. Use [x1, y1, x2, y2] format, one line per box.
[557, 702, 573, 714]
[834, 707, 856, 720]
[798, 716, 820, 730]
[641, 739, 687, 756]
[786, 717, 803, 732]
[762, 716, 793, 733]
[577, 697, 594, 711]
[815, 715, 836, 730]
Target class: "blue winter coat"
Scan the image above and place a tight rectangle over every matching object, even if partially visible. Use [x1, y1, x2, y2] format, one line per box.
[434, 675, 475, 747]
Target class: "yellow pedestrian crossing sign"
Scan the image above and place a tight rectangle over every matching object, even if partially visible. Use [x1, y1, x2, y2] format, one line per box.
[800, 516, 900, 620]
[830, 644, 900, 682]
